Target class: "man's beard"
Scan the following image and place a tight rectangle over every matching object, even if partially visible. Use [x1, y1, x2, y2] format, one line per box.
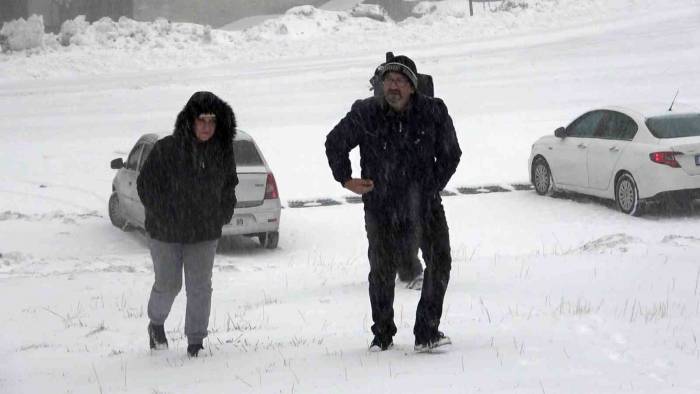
[385, 91, 402, 106]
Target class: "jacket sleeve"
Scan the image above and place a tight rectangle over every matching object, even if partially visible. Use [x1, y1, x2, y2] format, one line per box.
[324, 100, 366, 186]
[137, 141, 170, 215]
[432, 99, 462, 192]
[220, 155, 238, 225]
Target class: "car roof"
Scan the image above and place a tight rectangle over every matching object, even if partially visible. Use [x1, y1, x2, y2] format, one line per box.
[140, 129, 253, 144]
[595, 103, 699, 119]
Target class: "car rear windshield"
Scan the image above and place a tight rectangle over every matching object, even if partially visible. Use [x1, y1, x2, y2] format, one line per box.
[233, 140, 264, 166]
[646, 114, 700, 138]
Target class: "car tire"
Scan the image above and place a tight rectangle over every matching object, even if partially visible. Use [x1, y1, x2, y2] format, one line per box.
[258, 231, 279, 249]
[108, 192, 133, 231]
[615, 173, 642, 216]
[532, 157, 554, 196]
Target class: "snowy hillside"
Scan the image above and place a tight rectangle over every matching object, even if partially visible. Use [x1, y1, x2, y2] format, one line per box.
[1, 0, 695, 80]
[1, 0, 700, 392]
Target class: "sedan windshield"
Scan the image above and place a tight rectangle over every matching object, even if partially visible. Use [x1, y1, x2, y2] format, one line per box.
[646, 114, 700, 138]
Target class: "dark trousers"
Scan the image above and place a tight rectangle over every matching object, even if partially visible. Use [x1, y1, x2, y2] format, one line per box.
[396, 220, 423, 282]
[364, 198, 452, 343]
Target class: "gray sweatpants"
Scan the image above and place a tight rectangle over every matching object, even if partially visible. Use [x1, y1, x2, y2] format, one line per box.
[147, 237, 218, 345]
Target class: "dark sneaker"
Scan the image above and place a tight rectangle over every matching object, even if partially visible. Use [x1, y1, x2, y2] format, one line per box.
[187, 344, 204, 357]
[368, 336, 393, 352]
[148, 323, 168, 350]
[414, 331, 451, 352]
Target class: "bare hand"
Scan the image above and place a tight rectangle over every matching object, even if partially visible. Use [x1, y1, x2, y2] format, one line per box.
[343, 178, 374, 195]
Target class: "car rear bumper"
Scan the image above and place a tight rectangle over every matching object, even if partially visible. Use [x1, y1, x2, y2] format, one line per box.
[637, 163, 700, 199]
[221, 199, 281, 236]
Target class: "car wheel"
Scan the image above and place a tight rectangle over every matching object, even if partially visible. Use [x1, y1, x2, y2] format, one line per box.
[109, 192, 126, 228]
[532, 157, 554, 196]
[108, 192, 133, 231]
[258, 231, 279, 249]
[615, 173, 642, 216]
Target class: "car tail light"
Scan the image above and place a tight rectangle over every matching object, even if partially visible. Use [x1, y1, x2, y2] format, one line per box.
[649, 151, 682, 168]
[264, 173, 279, 200]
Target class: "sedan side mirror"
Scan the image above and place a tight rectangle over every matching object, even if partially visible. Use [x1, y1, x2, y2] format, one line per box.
[110, 158, 124, 169]
[554, 127, 567, 138]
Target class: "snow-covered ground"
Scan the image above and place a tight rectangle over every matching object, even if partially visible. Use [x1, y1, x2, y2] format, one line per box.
[1, 0, 700, 392]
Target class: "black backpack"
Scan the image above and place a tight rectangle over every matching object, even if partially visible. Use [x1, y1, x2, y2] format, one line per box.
[370, 52, 434, 98]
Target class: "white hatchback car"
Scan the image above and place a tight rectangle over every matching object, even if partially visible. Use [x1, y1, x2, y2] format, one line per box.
[529, 106, 700, 215]
[109, 130, 282, 248]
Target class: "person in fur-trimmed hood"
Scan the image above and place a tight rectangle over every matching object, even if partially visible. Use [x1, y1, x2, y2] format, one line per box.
[137, 91, 238, 357]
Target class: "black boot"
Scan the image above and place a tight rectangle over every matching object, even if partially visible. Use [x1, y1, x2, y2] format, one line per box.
[148, 323, 168, 350]
[368, 336, 393, 352]
[187, 343, 204, 357]
[414, 331, 451, 352]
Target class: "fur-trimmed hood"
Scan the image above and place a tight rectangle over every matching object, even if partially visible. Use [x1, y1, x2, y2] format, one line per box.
[174, 91, 236, 149]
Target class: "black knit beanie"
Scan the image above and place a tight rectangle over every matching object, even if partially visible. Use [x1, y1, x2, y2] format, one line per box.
[381, 55, 418, 88]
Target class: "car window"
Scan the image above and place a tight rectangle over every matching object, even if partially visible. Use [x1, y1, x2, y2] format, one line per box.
[567, 111, 605, 138]
[646, 114, 700, 138]
[138, 144, 154, 171]
[125, 144, 143, 171]
[596, 111, 638, 140]
[233, 140, 264, 166]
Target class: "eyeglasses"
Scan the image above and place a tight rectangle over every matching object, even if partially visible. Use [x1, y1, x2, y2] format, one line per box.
[383, 76, 410, 88]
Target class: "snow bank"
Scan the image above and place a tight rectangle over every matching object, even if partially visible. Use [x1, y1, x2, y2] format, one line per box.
[57, 15, 216, 49]
[0, 0, 694, 80]
[0, 15, 50, 52]
[350, 4, 390, 22]
[243, 6, 359, 40]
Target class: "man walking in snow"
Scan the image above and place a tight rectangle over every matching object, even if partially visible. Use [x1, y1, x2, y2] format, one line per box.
[137, 91, 238, 357]
[325, 55, 462, 352]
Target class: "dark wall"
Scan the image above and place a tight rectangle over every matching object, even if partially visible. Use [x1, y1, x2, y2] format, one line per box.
[0, 0, 29, 24]
[67, 0, 133, 22]
[134, 0, 327, 28]
[2, 0, 133, 33]
[46, 0, 133, 32]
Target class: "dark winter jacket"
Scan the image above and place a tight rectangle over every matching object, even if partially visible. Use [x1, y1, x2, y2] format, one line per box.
[325, 93, 461, 214]
[137, 91, 238, 243]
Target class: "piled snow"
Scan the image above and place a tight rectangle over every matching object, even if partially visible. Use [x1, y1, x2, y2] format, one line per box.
[349, 4, 390, 22]
[0, 15, 49, 52]
[1, 0, 696, 81]
[242, 6, 360, 40]
[57, 15, 215, 49]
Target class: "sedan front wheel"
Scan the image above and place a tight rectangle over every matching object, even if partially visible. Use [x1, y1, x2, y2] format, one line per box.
[532, 157, 553, 196]
[108, 192, 134, 231]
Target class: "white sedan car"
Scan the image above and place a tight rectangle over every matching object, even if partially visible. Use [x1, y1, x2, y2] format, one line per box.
[529, 106, 700, 215]
[108, 130, 282, 248]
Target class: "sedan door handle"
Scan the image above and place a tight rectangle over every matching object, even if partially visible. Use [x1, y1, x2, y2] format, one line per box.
[609, 146, 620, 152]
[577, 143, 587, 149]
